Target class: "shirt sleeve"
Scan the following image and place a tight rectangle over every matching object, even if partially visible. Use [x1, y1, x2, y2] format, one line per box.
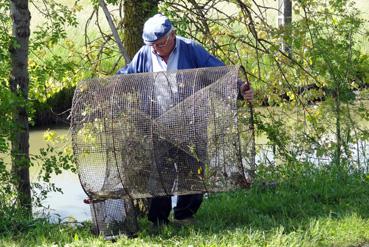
[191, 41, 245, 99]
[193, 41, 225, 68]
[116, 46, 152, 74]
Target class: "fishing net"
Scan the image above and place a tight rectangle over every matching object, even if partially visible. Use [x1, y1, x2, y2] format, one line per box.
[70, 65, 252, 201]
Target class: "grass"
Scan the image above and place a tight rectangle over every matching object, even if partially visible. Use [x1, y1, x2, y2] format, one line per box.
[1, 164, 369, 246]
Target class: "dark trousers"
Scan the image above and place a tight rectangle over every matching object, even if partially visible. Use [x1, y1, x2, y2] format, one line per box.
[148, 194, 203, 224]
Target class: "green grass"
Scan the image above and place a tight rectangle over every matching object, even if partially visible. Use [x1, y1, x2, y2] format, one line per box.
[2, 164, 369, 246]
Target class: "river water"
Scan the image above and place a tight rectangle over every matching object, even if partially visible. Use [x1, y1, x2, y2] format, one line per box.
[29, 127, 90, 222]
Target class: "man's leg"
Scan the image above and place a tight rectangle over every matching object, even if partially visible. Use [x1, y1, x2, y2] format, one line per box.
[173, 144, 206, 220]
[148, 137, 176, 225]
[173, 193, 203, 220]
[148, 196, 172, 225]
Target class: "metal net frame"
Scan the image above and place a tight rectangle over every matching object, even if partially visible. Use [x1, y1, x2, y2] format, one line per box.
[70, 65, 252, 201]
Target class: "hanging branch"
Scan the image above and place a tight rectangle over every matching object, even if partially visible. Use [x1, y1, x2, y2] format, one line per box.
[240, 66, 256, 179]
[99, 0, 131, 64]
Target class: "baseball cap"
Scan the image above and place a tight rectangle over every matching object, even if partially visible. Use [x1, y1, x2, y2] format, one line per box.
[142, 14, 173, 45]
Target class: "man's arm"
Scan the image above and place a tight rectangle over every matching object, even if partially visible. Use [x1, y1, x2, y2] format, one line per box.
[116, 46, 152, 74]
[191, 41, 254, 103]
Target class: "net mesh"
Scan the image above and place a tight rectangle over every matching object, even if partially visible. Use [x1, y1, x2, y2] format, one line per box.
[71, 65, 250, 200]
[89, 199, 126, 236]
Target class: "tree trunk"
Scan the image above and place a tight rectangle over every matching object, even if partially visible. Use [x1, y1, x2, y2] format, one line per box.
[123, 0, 159, 58]
[278, 0, 292, 56]
[122, 0, 159, 216]
[9, 0, 32, 215]
[334, 86, 341, 167]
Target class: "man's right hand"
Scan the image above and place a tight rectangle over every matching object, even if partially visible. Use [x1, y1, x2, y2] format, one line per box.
[240, 83, 254, 103]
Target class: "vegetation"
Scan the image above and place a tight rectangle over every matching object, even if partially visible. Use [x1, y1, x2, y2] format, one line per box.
[1, 0, 369, 246]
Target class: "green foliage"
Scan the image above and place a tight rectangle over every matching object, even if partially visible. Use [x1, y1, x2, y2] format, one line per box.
[279, 0, 369, 166]
[31, 0, 78, 50]
[264, 1, 365, 166]
[29, 0, 83, 103]
[31, 149, 76, 210]
[29, 54, 77, 102]
[160, 0, 369, 168]
[0, 0, 79, 231]
[0, 1, 11, 85]
[0, 131, 76, 235]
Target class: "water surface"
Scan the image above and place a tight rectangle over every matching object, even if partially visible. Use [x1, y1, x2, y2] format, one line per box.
[30, 127, 90, 222]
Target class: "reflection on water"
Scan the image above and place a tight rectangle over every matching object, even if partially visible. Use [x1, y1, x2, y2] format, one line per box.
[30, 127, 90, 222]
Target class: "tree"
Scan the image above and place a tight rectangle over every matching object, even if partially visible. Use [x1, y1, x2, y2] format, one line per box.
[160, 0, 369, 169]
[84, 0, 160, 74]
[9, 0, 31, 214]
[122, 0, 159, 58]
[6, 0, 79, 219]
[278, 0, 292, 55]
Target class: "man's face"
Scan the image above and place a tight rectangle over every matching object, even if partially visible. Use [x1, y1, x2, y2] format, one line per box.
[150, 31, 175, 57]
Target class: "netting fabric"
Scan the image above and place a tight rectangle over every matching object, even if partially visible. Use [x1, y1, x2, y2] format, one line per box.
[71, 65, 248, 200]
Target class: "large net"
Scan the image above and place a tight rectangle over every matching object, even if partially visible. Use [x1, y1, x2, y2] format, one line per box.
[71, 65, 251, 200]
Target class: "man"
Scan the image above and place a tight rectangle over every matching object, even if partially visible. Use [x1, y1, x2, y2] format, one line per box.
[117, 14, 253, 226]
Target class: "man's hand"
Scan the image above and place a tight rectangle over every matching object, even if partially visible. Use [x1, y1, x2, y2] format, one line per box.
[240, 83, 254, 103]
